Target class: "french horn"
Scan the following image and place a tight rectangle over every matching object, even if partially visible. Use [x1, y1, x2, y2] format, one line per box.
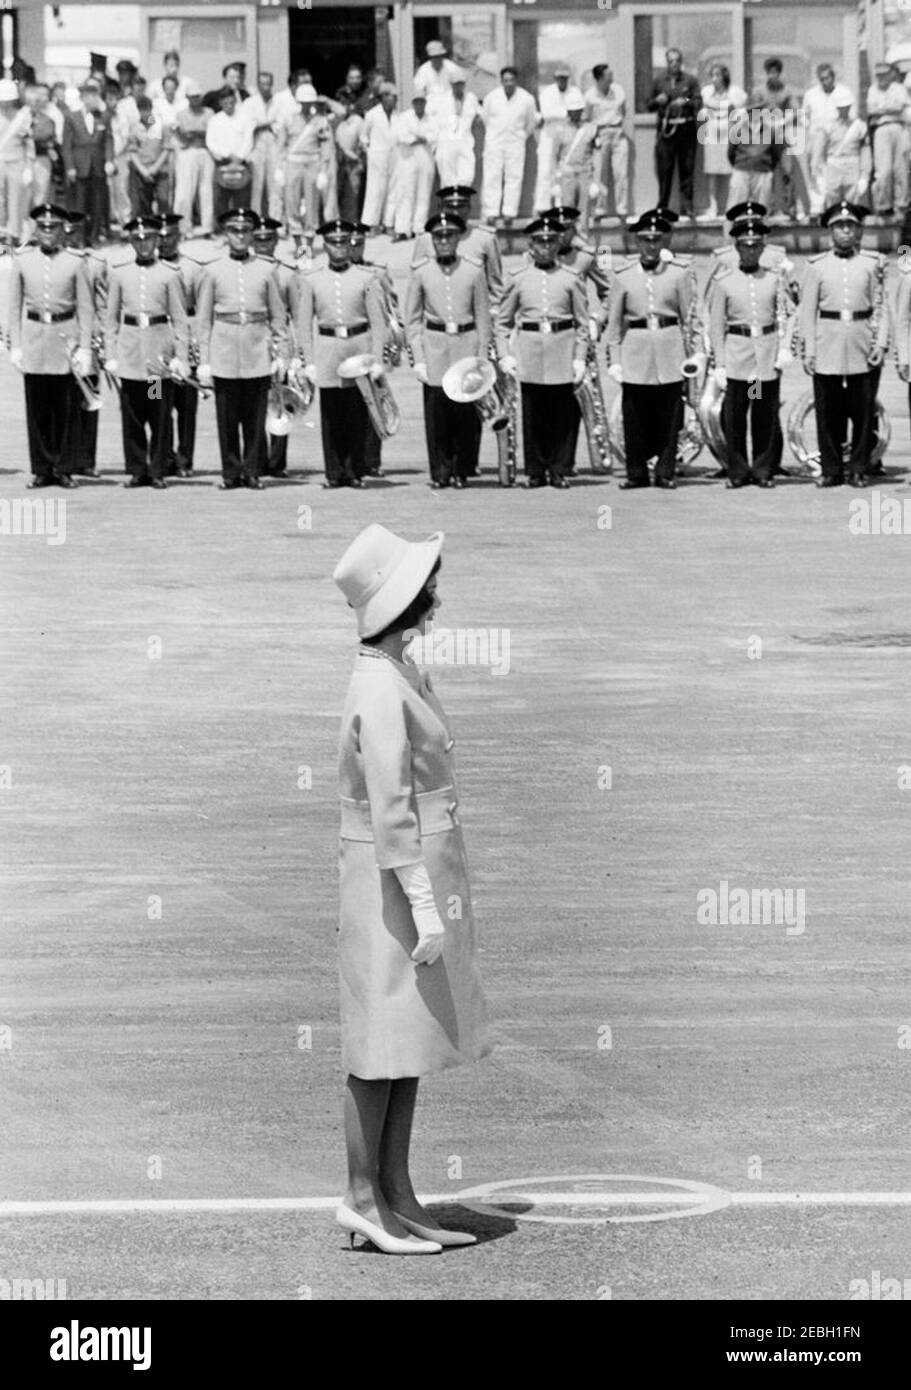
[785, 390, 890, 477]
[337, 353, 400, 439]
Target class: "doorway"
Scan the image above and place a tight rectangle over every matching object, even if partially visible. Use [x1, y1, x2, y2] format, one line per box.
[288, 6, 377, 97]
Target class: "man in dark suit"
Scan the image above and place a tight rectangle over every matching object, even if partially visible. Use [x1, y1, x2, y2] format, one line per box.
[62, 78, 114, 245]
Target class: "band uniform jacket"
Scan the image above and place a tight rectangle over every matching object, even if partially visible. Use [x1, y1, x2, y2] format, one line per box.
[523, 239, 612, 329]
[799, 249, 890, 376]
[62, 108, 114, 177]
[605, 257, 696, 385]
[404, 254, 492, 385]
[105, 259, 189, 381]
[258, 254, 300, 353]
[893, 260, 911, 374]
[495, 263, 589, 384]
[413, 224, 503, 307]
[78, 249, 108, 369]
[296, 264, 385, 389]
[707, 266, 788, 381]
[196, 251, 289, 378]
[337, 649, 490, 1078]
[7, 245, 93, 373]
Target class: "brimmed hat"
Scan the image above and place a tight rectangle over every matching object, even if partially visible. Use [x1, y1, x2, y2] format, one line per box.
[726, 201, 767, 224]
[540, 205, 580, 226]
[295, 82, 318, 102]
[333, 525, 444, 640]
[0, 78, 19, 101]
[438, 185, 474, 203]
[218, 208, 260, 231]
[319, 218, 357, 243]
[632, 207, 678, 236]
[123, 216, 162, 236]
[425, 40, 446, 58]
[425, 212, 465, 235]
[732, 216, 768, 240]
[821, 200, 869, 227]
[526, 218, 560, 241]
[31, 203, 69, 227]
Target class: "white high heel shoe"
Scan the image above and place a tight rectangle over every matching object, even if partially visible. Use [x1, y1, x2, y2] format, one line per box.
[394, 1212, 477, 1247]
[336, 1204, 442, 1255]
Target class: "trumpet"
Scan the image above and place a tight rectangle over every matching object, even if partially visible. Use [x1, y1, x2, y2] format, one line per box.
[146, 353, 211, 399]
[59, 334, 101, 411]
[336, 353, 400, 440]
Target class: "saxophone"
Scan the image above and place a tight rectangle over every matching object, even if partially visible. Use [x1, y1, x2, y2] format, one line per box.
[491, 348, 517, 486]
[574, 353, 611, 473]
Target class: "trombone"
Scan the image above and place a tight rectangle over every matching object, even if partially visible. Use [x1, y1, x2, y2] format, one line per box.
[58, 334, 102, 411]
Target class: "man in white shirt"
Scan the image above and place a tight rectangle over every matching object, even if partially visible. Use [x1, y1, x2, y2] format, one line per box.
[206, 87, 254, 222]
[481, 66, 538, 224]
[434, 75, 479, 188]
[867, 61, 910, 216]
[582, 62, 628, 219]
[272, 68, 311, 127]
[153, 73, 187, 135]
[0, 78, 31, 241]
[391, 94, 436, 239]
[802, 65, 854, 215]
[534, 63, 583, 212]
[149, 50, 196, 104]
[243, 71, 282, 222]
[413, 40, 461, 120]
[361, 82, 398, 231]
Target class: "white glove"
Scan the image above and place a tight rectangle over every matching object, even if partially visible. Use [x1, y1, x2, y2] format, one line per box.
[168, 356, 186, 381]
[9, 346, 23, 370]
[588, 318, 599, 344]
[572, 358, 586, 386]
[272, 356, 287, 380]
[197, 363, 213, 389]
[104, 358, 118, 376]
[868, 346, 884, 368]
[803, 357, 815, 377]
[500, 354, 517, 377]
[394, 862, 446, 966]
[74, 348, 93, 376]
[302, 364, 317, 384]
[289, 356, 302, 375]
[774, 347, 793, 371]
[713, 367, 728, 389]
[607, 362, 623, 384]
[368, 361, 385, 382]
[413, 362, 429, 384]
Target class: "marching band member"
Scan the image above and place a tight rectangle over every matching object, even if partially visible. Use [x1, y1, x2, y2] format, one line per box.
[349, 221, 401, 476]
[799, 200, 889, 487]
[253, 213, 299, 477]
[706, 213, 789, 488]
[157, 211, 204, 476]
[7, 202, 93, 489]
[405, 211, 492, 488]
[496, 218, 588, 488]
[605, 207, 697, 490]
[412, 185, 503, 306]
[64, 209, 107, 477]
[104, 215, 189, 489]
[391, 94, 436, 242]
[296, 218, 386, 488]
[195, 207, 289, 489]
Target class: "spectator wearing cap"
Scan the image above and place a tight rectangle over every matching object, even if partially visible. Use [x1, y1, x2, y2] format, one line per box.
[550, 103, 599, 233]
[480, 67, 538, 225]
[390, 93, 436, 240]
[0, 76, 32, 241]
[173, 81, 213, 236]
[195, 207, 289, 488]
[821, 98, 871, 206]
[413, 40, 462, 121]
[206, 87, 254, 223]
[726, 93, 782, 213]
[243, 71, 283, 224]
[866, 62, 909, 218]
[334, 93, 367, 223]
[149, 50, 196, 104]
[62, 79, 115, 245]
[535, 63, 584, 214]
[272, 69, 312, 126]
[802, 65, 855, 217]
[361, 82, 398, 233]
[434, 74, 480, 189]
[275, 85, 338, 253]
[698, 64, 747, 220]
[128, 96, 172, 218]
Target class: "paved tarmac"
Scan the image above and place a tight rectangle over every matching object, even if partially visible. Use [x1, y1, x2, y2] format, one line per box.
[2, 241, 911, 1299]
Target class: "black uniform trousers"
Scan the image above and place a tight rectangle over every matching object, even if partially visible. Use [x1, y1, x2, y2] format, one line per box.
[654, 129, 698, 215]
[320, 386, 371, 483]
[120, 377, 170, 480]
[722, 376, 782, 484]
[520, 382, 576, 480]
[422, 385, 482, 483]
[621, 381, 684, 484]
[266, 431, 288, 476]
[213, 376, 269, 482]
[72, 375, 100, 472]
[363, 425, 382, 475]
[24, 374, 78, 480]
[167, 383, 198, 473]
[813, 372, 876, 481]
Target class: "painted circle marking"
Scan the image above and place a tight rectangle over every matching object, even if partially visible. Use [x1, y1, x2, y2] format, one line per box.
[455, 1173, 733, 1225]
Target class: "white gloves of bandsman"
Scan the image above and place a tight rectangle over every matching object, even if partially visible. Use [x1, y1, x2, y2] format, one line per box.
[713, 367, 727, 389]
[499, 355, 517, 378]
[774, 348, 792, 372]
[572, 358, 586, 386]
[413, 362, 429, 385]
[9, 346, 23, 370]
[607, 363, 623, 384]
[368, 360, 385, 383]
[301, 364, 317, 385]
[394, 861, 446, 966]
[73, 348, 93, 377]
[196, 363, 213, 389]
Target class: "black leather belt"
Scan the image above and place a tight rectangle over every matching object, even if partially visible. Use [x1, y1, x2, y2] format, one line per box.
[27, 309, 74, 323]
[727, 323, 776, 337]
[215, 311, 267, 325]
[519, 317, 574, 332]
[627, 315, 679, 329]
[318, 322, 368, 337]
[123, 314, 168, 327]
[425, 317, 473, 334]
[820, 309, 872, 321]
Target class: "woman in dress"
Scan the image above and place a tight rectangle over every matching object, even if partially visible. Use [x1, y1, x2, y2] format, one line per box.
[699, 64, 747, 220]
[332, 524, 491, 1255]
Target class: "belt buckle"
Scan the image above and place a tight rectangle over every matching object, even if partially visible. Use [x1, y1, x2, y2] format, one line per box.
[41, 311, 53, 324]
[137, 312, 150, 329]
[750, 325, 761, 338]
[445, 320, 458, 335]
[237, 310, 247, 326]
[336, 325, 348, 339]
[840, 310, 853, 324]
[540, 318, 552, 335]
[647, 314, 659, 331]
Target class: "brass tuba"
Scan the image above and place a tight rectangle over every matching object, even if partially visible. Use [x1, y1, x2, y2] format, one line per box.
[442, 355, 514, 484]
[696, 367, 728, 468]
[337, 353, 401, 439]
[785, 389, 890, 477]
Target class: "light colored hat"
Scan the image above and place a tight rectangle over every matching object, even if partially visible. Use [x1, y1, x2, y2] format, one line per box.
[295, 82, 318, 102]
[333, 525, 444, 639]
[379, 81, 397, 96]
[426, 40, 446, 58]
[0, 78, 19, 101]
[185, 79, 202, 97]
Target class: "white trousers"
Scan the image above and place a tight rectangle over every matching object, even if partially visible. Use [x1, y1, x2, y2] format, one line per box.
[533, 127, 558, 213]
[872, 123, 906, 212]
[174, 147, 215, 234]
[595, 129, 629, 216]
[251, 134, 283, 222]
[436, 137, 475, 190]
[482, 139, 525, 219]
[0, 160, 25, 239]
[362, 147, 396, 228]
[391, 147, 435, 236]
